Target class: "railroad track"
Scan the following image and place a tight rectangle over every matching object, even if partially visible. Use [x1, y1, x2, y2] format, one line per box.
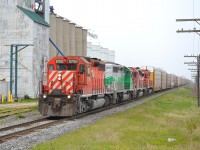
[0, 89, 175, 144]
[0, 108, 32, 119]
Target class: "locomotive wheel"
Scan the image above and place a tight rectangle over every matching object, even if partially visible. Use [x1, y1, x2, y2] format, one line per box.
[143, 90, 146, 96]
[104, 96, 110, 107]
[128, 93, 131, 101]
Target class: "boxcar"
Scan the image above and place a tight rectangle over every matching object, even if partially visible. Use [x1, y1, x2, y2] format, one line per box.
[161, 70, 167, 90]
[175, 76, 179, 87]
[177, 76, 183, 86]
[166, 73, 171, 89]
[171, 74, 177, 88]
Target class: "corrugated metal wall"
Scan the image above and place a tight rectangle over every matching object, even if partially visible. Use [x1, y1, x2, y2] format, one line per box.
[0, 80, 9, 98]
[87, 43, 116, 62]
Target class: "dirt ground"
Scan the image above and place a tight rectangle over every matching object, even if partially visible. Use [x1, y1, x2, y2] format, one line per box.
[0, 102, 38, 108]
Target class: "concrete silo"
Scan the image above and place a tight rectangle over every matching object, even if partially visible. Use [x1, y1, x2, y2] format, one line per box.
[56, 16, 64, 53]
[63, 19, 70, 56]
[75, 26, 83, 56]
[92, 45, 101, 59]
[49, 13, 57, 59]
[87, 42, 92, 57]
[109, 50, 115, 62]
[101, 47, 108, 61]
[69, 22, 76, 56]
[82, 29, 87, 57]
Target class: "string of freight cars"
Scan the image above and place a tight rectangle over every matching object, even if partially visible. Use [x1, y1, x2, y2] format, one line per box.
[38, 56, 190, 117]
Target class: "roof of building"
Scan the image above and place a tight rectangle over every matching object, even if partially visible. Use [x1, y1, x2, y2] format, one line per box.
[17, 5, 49, 27]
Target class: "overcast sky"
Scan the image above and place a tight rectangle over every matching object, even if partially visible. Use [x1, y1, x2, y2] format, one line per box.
[50, 0, 200, 79]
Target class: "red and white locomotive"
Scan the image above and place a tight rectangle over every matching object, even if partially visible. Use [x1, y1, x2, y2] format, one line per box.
[39, 56, 114, 116]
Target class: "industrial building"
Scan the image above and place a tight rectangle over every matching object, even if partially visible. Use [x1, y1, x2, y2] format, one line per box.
[0, 0, 115, 99]
[87, 41, 115, 62]
[0, 0, 49, 98]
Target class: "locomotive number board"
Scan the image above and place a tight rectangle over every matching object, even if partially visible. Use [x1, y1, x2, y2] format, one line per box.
[68, 60, 78, 64]
[56, 59, 64, 64]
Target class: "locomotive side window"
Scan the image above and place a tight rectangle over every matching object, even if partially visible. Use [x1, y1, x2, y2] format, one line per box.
[79, 64, 85, 74]
[57, 64, 67, 71]
[133, 72, 137, 77]
[48, 64, 54, 71]
[87, 65, 91, 76]
[98, 64, 105, 71]
[113, 67, 119, 73]
[67, 64, 77, 70]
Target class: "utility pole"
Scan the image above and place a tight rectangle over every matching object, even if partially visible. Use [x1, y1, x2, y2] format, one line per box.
[177, 17, 200, 107]
[176, 18, 200, 35]
[183, 55, 200, 107]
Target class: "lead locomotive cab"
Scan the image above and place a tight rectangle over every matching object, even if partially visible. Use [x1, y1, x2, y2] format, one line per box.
[39, 56, 85, 116]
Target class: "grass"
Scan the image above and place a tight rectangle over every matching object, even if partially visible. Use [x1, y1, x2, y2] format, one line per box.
[32, 85, 200, 150]
[16, 113, 25, 119]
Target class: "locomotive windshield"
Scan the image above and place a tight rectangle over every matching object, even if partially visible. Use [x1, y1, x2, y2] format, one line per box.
[48, 64, 54, 71]
[56, 64, 67, 71]
[67, 64, 77, 70]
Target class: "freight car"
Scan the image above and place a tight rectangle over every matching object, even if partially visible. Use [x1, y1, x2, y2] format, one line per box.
[39, 56, 189, 117]
[166, 73, 172, 89]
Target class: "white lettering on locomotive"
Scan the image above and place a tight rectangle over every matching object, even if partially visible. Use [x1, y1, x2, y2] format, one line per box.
[68, 60, 78, 64]
[56, 59, 64, 64]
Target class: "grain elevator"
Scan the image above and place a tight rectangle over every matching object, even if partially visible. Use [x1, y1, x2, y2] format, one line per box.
[0, 0, 49, 98]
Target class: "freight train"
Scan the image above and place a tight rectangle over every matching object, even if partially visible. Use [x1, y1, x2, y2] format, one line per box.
[38, 56, 190, 116]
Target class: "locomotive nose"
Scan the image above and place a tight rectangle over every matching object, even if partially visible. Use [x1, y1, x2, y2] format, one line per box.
[51, 100, 61, 110]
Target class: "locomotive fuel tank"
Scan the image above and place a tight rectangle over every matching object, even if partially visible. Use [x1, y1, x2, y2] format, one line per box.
[91, 98, 106, 109]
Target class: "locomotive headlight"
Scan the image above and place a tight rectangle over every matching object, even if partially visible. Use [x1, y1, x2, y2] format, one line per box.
[58, 73, 62, 81]
[67, 95, 71, 99]
[58, 73, 62, 77]
[43, 94, 47, 99]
